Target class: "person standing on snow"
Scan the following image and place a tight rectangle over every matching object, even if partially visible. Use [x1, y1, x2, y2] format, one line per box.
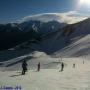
[59, 62, 64, 72]
[22, 60, 28, 75]
[73, 63, 75, 68]
[83, 60, 84, 64]
[37, 62, 40, 71]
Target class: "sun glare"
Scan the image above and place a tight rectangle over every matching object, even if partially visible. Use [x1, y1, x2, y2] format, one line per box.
[80, 0, 85, 3]
[79, 0, 90, 5]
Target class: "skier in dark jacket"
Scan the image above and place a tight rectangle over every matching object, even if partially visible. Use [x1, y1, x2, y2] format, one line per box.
[37, 62, 40, 71]
[22, 60, 28, 75]
[60, 62, 64, 72]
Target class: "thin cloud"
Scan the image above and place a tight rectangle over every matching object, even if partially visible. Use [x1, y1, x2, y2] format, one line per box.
[20, 11, 88, 24]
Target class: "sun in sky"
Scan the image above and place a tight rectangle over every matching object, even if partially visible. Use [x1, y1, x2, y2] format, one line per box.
[79, 0, 90, 6]
[76, 0, 90, 12]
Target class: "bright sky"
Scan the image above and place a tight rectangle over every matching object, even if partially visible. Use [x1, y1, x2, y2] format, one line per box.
[0, 0, 90, 23]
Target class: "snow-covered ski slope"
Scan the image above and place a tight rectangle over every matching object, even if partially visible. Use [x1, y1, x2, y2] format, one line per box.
[54, 34, 90, 57]
[0, 58, 90, 90]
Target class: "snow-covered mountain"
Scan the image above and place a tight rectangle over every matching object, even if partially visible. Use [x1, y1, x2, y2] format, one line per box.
[0, 13, 89, 57]
[16, 18, 90, 57]
[44, 18, 90, 57]
[0, 13, 76, 50]
[0, 20, 66, 50]
[56, 18, 90, 57]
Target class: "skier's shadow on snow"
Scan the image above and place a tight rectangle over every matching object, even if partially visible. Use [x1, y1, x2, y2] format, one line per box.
[10, 73, 22, 77]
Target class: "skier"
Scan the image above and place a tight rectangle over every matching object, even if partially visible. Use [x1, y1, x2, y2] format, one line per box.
[73, 63, 75, 68]
[22, 60, 28, 75]
[83, 60, 84, 64]
[60, 62, 64, 72]
[37, 62, 40, 71]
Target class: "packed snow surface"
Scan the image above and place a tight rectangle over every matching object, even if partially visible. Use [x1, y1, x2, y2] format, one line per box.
[0, 57, 90, 90]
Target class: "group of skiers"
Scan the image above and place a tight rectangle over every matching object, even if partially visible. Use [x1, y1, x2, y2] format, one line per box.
[22, 60, 41, 75]
[21, 60, 65, 75]
[22, 60, 84, 75]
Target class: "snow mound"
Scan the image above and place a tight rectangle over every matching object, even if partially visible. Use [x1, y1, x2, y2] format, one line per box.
[31, 51, 48, 58]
